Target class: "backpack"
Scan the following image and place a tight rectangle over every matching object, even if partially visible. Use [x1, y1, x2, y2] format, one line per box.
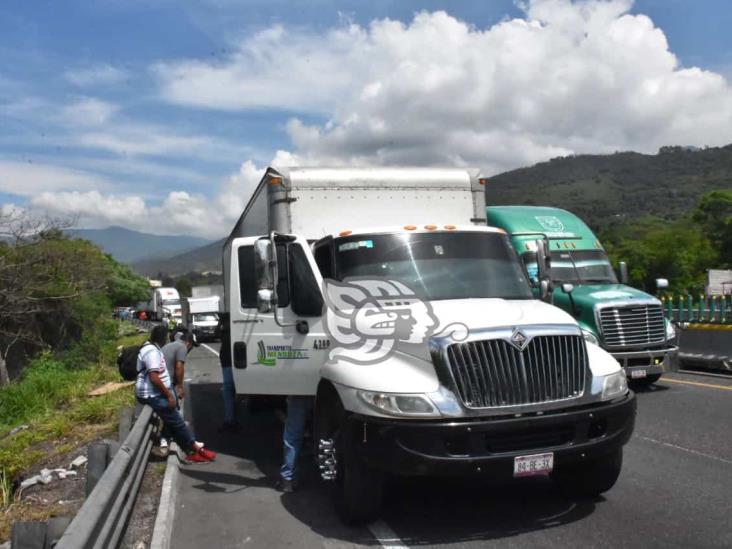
[117, 343, 151, 381]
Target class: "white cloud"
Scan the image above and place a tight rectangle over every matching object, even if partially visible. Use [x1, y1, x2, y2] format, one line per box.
[29, 160, 263, 238]
[62, 98, 120, 126]
[65, 64, 129, 87]
[0, 161, 113, 197]
[154, 0, 732, 174]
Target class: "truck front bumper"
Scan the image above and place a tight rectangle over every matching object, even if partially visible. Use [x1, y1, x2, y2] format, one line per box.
[349, 392, 636, 477]
[610, 346, 678, 377]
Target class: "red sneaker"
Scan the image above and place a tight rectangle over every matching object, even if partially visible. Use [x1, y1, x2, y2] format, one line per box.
[198, 447, 217, 461]
[185, 447, 215, 463]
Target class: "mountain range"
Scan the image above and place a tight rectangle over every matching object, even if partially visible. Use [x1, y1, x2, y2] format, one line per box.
[68, 226, 210, 265]
[78, 143, 732, 276]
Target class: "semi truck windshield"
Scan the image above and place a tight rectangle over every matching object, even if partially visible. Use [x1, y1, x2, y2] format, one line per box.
[523, 250, 617, 285]
[333, 232, 533, 301]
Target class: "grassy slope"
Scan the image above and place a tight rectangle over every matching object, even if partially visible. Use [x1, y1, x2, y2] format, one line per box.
[0, 327, 147, 539]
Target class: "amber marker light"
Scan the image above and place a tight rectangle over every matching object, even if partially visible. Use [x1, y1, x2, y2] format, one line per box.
[479, 178, 489, 185]
[339, 230, 352, 237]
[424, 224, 438, 231]
[444, 224, 456, 230]
[404, 225, 417, 230]
[268, 176, 283, 186]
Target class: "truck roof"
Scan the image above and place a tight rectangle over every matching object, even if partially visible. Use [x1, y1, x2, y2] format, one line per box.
[227, 166, 486, 243]
[485, 206, 600, 250]
[330, 224, 506, 240]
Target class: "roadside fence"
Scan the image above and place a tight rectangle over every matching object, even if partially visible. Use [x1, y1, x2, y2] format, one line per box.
[661, 294, 732, 324]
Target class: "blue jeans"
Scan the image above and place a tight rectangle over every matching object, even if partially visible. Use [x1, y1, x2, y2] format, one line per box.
[221, 366, 236, 424]
[139, 394, 196, 453]
[280, 396, 314, 482]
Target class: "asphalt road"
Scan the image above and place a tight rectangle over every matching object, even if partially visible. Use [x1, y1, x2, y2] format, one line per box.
[170, 342, 732, 548]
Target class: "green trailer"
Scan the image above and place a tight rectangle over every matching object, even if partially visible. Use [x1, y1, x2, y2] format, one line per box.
[487, 206, 677, 385]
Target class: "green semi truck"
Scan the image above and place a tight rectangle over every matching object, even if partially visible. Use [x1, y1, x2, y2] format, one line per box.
[486, 206, 677, 385]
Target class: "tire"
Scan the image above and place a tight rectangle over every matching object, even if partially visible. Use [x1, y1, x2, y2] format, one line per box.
[553, 448, 623, 498]
[316, 395, 384, 525]
[631, 373, 662, 387]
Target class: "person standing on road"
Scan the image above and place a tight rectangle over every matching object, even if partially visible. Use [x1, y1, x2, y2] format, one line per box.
[218, 313, 239, 431]
[136, 325, 215, 463]
[276, 396, 314, 493]
[162, 330, 198, 401]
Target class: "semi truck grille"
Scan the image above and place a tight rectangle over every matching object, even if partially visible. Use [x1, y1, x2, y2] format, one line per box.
[445, 335, 587, 409]
[599, 304, 666, 348]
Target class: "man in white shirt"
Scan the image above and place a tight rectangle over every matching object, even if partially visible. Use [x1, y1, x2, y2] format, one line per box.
[136, 325, 216, 463]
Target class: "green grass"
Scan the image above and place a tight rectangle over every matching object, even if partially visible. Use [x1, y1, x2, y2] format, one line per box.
[0, 322, 147, 509]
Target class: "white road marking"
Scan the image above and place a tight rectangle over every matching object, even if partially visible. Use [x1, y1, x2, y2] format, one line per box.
[201, 343, 220, 357]
[635, 435, 732, 466]
[368, 520, 408, 549]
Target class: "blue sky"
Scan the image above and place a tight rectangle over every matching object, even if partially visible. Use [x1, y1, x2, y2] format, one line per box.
[1, 0, 731, 237]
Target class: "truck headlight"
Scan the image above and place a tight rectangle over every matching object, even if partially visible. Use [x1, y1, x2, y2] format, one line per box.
[582, 329, 599, 346]
[601, 371, 628, 401]
[665, 321, 676, 341]
[357, 391, 440, 417]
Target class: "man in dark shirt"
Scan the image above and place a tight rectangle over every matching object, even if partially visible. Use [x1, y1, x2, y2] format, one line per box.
[162, 330, 198, 400]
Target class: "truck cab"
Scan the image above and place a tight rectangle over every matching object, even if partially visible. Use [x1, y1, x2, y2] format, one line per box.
[224, 168, 636, 524]
[486, 206, 677, 385]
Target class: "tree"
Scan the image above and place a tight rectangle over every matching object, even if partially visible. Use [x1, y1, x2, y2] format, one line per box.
[692, 189, 732, 267]
[175, 276, 192, 298]
[0, 211, 142, 384]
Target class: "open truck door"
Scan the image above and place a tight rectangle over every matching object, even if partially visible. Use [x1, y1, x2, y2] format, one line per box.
[227, 234, 327, 396]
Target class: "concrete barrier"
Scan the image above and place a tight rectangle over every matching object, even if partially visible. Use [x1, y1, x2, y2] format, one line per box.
[677, 324, 732, 371]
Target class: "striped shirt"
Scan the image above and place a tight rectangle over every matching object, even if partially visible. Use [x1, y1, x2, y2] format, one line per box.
[135, 343, 172, 399]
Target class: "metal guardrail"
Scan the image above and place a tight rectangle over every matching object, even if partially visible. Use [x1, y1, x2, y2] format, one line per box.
[54, 405, 156, 549]
[662, 294, 732, 324]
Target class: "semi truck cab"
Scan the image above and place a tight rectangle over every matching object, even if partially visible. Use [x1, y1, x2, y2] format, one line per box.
[486, 206, 677, 385]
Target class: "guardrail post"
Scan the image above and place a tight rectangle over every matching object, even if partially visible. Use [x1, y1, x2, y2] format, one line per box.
[11, 521, 46, 548]
[118, 406, 134, 442]
[44, 516, 72, 548]
[86, 442, 109, 497]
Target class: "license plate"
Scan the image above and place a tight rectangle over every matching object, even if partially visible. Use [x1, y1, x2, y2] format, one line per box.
[513, 452, 554, 477]
[631, 369, 647, 379]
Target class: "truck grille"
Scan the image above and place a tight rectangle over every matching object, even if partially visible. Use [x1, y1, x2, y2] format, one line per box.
[599, 304, 665, 348]
[445, 335, 587, 409]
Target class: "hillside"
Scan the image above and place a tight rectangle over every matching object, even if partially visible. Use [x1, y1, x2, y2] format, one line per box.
[485, 144, 732, 230]
[68, 226, 210, 264]
[132, 238, 225, 276]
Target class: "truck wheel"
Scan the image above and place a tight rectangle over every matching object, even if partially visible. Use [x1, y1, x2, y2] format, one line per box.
[632, 373, 662, 387]
[316, 394, 383, 525]
[332, 420, 384, 525]
[553, 448, 623, 498]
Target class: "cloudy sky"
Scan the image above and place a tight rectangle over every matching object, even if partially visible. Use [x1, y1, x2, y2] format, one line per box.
[1, 0, 731, 238]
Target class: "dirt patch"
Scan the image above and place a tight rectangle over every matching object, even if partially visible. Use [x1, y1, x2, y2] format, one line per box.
[0, 428, 113, 543]
[120, 455, 166, 549]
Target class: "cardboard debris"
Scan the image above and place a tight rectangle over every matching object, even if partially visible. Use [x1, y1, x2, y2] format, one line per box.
[70, 455, 88, 469]
[88, 381, 134, 396]
[20, 468, 79, 490]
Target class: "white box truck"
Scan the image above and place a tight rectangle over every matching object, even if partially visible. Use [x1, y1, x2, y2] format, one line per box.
[182, 296, 221, 341]
[223, 167, 636, 524]
[141, 287, 182, 322]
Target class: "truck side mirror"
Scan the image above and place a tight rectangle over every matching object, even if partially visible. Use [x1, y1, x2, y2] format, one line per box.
[561, 283, 574, 294]
[254, 237, 276, 313]
[619, 261, 628, 285]
[535, 239, 553, 302]
[656, 278, 669, 290]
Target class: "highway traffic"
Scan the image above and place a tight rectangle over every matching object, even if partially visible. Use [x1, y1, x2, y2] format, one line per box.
[168, 342, 732, 549]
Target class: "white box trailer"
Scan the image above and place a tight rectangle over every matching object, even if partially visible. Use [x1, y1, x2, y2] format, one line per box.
[182, 296, 221, 340]
[191, 285, 224, 299]
[223, 166, 635, 524]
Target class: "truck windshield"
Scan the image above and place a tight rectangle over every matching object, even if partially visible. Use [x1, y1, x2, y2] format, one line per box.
[163, 299, 181, 306]
[333, 232, 533, 301]
[523, 250, 618, 285]
[193, 313, 218, 322]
